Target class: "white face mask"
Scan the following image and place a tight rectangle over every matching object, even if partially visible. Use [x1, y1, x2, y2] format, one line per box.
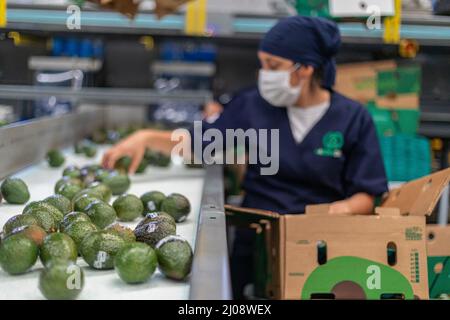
[258, 63, 302, 107]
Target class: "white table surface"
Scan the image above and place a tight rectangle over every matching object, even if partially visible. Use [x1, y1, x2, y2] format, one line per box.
[0, 146, 205, 300]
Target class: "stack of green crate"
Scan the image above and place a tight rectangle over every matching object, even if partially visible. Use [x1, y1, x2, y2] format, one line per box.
[367, 102, 420, 137]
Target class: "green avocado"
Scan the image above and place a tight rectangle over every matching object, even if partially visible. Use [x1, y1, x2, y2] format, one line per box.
[100, 173, 131, 196]
[43, 194, 72, 216]
[140, 191, 166, 213]
[105, 223, 136, 243]
[64, 221, 98, 252]
[83, 144, 97, 158]
[80, 231, 126, 270]
[39, 260, 84, 300]
[135, 158, 148, 174]
[47, 150, 65, 168]
[156, 235, 193, 280]
[8, 225, 47, 247]
[0, 233, 39, 275]
[26, 210, 58, 233]
[160, 193, 191, 223]
[113, 194, 144, 222]
[134, 217, 176, 248]
[73, 196, 101, 213]
[85, 201, 117, 229]
[40, 233, 78, 266]
[3, 214, 39, 236]
[87, 182, 112, 203]
[56, 183, 83, 201]
[60, 212, 91, 232]
[1, 178, 30, 204]
[115, 242, 157, 284]
[23, 201, 64, 225]
[62, 165, 82, 179]
[115, 156, 132, 173]
[54, 177, 83, 194]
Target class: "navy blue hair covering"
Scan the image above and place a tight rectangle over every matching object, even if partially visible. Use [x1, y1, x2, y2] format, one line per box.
[259, 16, 341, 89]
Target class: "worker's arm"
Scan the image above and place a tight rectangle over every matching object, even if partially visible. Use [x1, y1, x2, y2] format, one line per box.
[102, 129, 190, 174]
[328, 192, 375, 215]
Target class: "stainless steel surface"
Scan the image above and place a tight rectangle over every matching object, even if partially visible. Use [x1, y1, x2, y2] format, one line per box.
[0, 85, 213, 105]
[190, 164, 232, 300]
[0, 110, 104, 179]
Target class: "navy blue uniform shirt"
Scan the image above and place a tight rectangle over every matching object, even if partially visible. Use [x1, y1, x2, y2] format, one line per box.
[191, 88, 388, 214]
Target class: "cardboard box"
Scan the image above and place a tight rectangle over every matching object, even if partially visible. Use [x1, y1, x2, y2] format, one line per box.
[426, 225, 450, 298]
[335, 60, 397, 104]
[226, 168, 450, 300]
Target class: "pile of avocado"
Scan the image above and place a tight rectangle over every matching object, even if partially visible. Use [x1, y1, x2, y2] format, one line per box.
[0, 157, 194, 300]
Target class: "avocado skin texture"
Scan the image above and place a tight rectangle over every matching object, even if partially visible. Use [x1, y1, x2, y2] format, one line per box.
[64, 221, 98, 252]
[85, 201, 117, 229]
[160, 193, 191, 223]
[8, 225, 47, 247]
[40, 233, 78, 266]
[101, 174, 131, 196]
[62, 166, 82, 179]
[56, 183, 83, 201]
[0, 234, 39, 275]
[156, 237, 193, 280]
[3, 214, 39, 235]
[47, 150, 65, 168]
[43, 195, 72, 216]
[60, 212, 91, 232]
[113, 194, 144, 222]
[115, 242, 157, 284]
[134, 218, 176, 248]
[1, 178, 30, 204]
[105, 224, 136, 243]
[142, 212, 176, 228]
[73, 196, 101, 213]
[26, 210, 58, 233]
[80, 231, 126, 270]
[140, 191, 166, 213]
[39, 260, 84, 300]
[87, 182, 112, 203]
[54, 177, 83, 194]
[23, 201, 64, 225]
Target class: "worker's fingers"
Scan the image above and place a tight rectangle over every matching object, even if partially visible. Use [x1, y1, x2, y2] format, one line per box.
[105, 149, 122, 170]
[128, 148, 145, 174]
[102, 150, 113, 168]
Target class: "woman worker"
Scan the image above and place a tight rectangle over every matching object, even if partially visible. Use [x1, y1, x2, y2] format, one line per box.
[102, 16, 388, 298]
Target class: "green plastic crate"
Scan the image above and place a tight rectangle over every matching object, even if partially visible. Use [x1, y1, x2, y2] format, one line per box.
[367, 103, 420, 136]
[377, 66, 421, 96]
[295, 0, 331, 17]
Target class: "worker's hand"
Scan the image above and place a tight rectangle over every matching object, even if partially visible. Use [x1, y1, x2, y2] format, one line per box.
[328, 200, 352, 215]
[102, 130, 150, 174]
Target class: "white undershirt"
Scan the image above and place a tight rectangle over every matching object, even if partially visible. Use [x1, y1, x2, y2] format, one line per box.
[287, 100, 330, 144]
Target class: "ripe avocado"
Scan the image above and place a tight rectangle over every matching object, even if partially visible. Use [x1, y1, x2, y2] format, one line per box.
[113, 194, 144, 222]
[8, 225, 47, 247]
[87, 182, 112, 203]
[43, 194, 72, 216]
[73, 196, 101, 213]
[39, 260, 84, 300]
[0, 178, 30, 204]
[115, 156, 132, 173]
[56, 183, 83, 201]
[0, 233, 39, 275]
[142, 212, 176, 228]
[114, 242, 157, 284]
[100, 173, 131, 196]
[54, 177, 83, 194]
[62, 165, 82, 179]
[156, 235, 193, 280]
[140, 191, 166, 213]
[160, 193, 191, 223]
[40, 233, 78, 266]
[23, 201, 64, 225]
[80, 231, 126, 270]
[85, 201, 117, 229]
[64, 221, 98, 251]
[26, 210, 58, 233]
[3, 214, 39, 235]
[105, 223, 136, 243]
[47, 150, 65, 168]
[134, 217, 176, 248]
[60, 212, 91, 232]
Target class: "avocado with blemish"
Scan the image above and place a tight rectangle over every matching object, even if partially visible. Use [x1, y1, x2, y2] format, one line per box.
[85, 201, 117, 229]
[60, 212, 91, 232]
[3, 214, 39, 236]
[47, 150, 65, 168]
[140, 191, 166, 213]
[26, 210, 58, 233]
[160, 193, 191, 223]
[80, 231, 126, 270]
[113, 194, 143, 222]
[23, 201, 64, 225]
[43, 194, 72, 216]
[156, 236, 193, 280]
[1, 178, 30, 204]
[39, 260, 84, 300]
[0, 233, 39, 275]
[9, 225, 47, 247]
[64, 221, 98, 251]
[134, 217, 176, 248]
[114, 242, 157, 284]
[105, 223, 136, 243]
[40, 233, 78, 266]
